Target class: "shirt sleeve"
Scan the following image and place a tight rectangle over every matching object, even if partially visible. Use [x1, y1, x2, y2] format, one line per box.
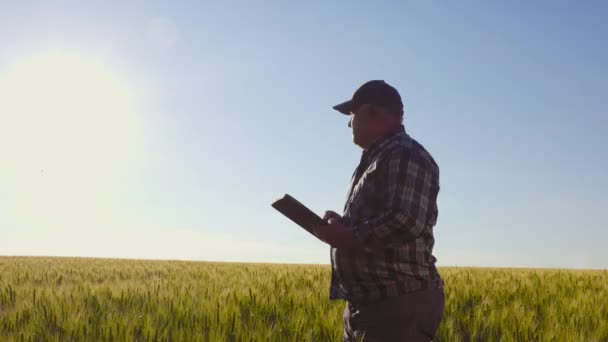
[350, 147, 438, 246]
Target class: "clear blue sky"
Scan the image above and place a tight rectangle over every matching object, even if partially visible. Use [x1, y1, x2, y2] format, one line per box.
[0, 1, 606, 269]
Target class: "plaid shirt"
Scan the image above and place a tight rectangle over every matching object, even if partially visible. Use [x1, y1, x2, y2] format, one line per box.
[329, 125, 444, 305]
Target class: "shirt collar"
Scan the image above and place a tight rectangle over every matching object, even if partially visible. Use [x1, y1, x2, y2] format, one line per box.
[362, 124, 406, 162]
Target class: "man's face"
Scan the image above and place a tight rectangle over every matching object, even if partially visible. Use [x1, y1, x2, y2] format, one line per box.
[348, 104, 378, 148]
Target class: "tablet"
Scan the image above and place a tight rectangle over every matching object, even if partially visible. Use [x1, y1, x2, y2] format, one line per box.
[271, 194, 325, 237]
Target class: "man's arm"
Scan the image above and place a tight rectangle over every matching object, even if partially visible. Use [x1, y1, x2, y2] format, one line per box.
[350, 147, 439, 246]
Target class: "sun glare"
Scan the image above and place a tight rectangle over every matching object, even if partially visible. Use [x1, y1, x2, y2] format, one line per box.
[0, 51, 142, 229]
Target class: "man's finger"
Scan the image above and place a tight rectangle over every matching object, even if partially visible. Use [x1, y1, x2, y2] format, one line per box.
[323, 210, 341, 220]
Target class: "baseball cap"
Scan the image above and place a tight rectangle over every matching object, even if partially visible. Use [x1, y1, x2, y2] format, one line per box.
[333, 80, 403, 115]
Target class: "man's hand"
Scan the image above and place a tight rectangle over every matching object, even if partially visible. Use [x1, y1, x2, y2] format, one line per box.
[313, 210, 344, 244]
[323, 210, 342, 222]
[313, 211, 364, 250]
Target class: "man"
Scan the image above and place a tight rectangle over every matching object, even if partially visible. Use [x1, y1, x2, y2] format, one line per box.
[313, 80, 445, 341]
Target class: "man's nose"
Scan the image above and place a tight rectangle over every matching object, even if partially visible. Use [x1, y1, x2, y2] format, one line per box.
[348, 118, 352, 128]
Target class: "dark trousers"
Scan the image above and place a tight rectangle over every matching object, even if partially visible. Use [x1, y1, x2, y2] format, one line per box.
[342, 287, 445, 342]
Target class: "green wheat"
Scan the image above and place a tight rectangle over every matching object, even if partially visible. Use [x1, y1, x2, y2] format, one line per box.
[0, 257, 606, 341]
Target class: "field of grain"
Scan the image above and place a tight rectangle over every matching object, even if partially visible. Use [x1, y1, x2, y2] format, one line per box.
[0, 257, 606, 341]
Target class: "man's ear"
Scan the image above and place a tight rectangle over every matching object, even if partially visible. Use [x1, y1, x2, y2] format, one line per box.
[371, 104, 390, 121]
[375, 105, 400, 124]
[367, 104, 378, 118]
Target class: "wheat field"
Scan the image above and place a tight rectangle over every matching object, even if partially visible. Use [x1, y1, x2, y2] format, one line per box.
[0, 257, 606, 341]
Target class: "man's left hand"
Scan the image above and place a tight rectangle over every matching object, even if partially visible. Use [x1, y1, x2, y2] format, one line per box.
[313, 218, 363, 250]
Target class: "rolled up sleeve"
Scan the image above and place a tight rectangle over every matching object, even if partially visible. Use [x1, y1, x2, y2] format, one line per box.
[351, 148, 438, 246]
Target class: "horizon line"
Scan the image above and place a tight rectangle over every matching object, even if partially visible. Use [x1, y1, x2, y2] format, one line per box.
[2, 255, 606, 272]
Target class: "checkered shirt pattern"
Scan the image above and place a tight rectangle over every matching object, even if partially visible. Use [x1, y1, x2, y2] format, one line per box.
[329, 125, 444, 304]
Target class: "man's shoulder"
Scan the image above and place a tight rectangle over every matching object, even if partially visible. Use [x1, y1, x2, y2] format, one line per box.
[380, 134, 439, 173]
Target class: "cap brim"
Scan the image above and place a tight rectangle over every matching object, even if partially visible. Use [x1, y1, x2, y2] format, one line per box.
[332, 100, 353, 115]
